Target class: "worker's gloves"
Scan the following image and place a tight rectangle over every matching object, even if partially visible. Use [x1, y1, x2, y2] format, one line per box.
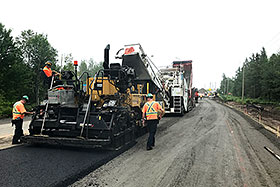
[141, 119, 146, 127]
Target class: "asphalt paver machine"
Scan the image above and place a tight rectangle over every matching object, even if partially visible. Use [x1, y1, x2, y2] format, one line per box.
[21, 44, 162, 149]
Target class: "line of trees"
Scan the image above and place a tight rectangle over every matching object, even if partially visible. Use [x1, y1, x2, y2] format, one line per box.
[220, 47, 280, 102]
[0, 23, 102, 117]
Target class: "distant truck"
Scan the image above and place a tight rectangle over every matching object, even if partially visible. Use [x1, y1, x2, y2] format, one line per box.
[117, 45, 195, 115]
[160, 61, 195, 115]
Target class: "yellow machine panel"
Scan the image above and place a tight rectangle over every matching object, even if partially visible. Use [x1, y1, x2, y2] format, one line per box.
[87, 77, 118, 101]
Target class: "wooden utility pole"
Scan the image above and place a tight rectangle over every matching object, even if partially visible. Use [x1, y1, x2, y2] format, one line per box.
[224, 80, 226, 94]
[61, 54, 63, 73]
[242, 65, 245, 101]
[227, 78, 229, 94]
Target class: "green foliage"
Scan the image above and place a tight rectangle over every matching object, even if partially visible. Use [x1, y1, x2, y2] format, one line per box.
[88, 59, 103, 76]
[0, 91, 34, 118]
[63, 62, 74, 71]
[62, 53, 74, 71]
[0, 91, 13, 118]
[78, 58, 103, 82]
[16, 30, 58, 104]
[220, 47, 280, 103]
[275, 106, 280, 111]
[219, 74, 234, 96]
[0, 23, 58, 117]
[0, 23, 29, 101]
[221, 94, 279, 106]
[78, 60, 88, 82]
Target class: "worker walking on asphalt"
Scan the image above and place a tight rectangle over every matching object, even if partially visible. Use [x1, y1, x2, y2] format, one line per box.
[11, 96, 34, 144]
[43, 61, 59, 89]
[142, 93, 164, 151]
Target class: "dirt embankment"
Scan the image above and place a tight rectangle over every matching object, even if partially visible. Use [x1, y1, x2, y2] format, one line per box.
[216, 98, 280, 134]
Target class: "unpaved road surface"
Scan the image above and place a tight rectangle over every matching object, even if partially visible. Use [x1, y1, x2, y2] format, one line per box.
[71, 99, 280, 187]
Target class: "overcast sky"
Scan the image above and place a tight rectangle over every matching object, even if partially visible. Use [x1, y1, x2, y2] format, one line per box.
[1, 0, 280, 89]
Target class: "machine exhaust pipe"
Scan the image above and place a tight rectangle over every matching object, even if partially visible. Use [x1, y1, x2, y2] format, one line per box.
[103, 44, 110, 69]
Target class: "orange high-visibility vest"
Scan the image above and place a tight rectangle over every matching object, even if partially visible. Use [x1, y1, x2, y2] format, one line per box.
[55, 87, 65, 90]
[43, 66, 52, 77]
[142, 101, 162, 120]
[12, 101, 26, 120]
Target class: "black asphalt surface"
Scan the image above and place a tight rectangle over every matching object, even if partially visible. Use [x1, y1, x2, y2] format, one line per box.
[0, 117, 176, 187]
[0, 143, 131, 187]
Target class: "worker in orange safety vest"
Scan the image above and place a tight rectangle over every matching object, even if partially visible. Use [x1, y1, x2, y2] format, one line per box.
[11, 95, 34, 144]
[195, 91, 199, 103]
[142, 93, 164, 151]
[43, 61, 59, 89]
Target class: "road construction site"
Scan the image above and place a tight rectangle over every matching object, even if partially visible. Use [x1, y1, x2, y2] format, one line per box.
[19, 44, 195, 150]
[1, 44, 280, 187]
[1, 98, 280, 187]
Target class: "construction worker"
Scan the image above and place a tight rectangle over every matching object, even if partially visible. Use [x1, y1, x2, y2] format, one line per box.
[142, 93, 164, 151]
[11, 95, 34, 144]
[43, 61, 59, 89]
[195, 91, 199, 103]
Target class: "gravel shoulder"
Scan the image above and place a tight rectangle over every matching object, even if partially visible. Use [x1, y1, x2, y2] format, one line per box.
[71, 99, 280, 187]
[223, 100, 280, 133]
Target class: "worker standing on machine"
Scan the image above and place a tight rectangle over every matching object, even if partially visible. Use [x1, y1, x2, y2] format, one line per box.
[142, 93, 164, 151]
[11, 96, 34, 144]
[43, 61, 59, 89]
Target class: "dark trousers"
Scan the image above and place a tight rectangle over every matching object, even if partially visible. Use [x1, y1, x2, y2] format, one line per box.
[44, 76, 52, 89]
[12, 119, 23, 143]
[146, 119, 159, 148]
[43, 77, 52, 100]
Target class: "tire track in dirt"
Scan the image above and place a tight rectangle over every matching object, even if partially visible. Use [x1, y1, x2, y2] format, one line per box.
[227, 111, 277, 187]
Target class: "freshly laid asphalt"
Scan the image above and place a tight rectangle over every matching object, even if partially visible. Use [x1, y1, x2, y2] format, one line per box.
[0, 144, 132, 187]
[0, 116, 174, 187]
